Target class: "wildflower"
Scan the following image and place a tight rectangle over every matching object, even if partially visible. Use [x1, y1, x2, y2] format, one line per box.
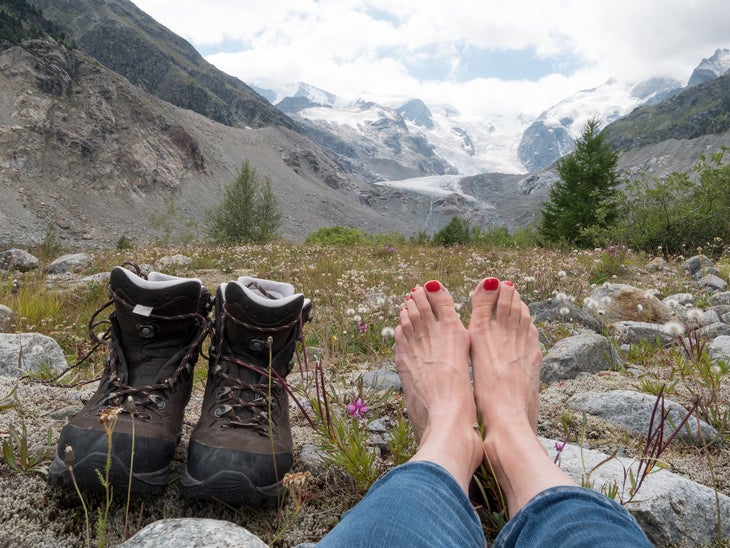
[583, 297, 598, 310]
[353, 314, 362, 322]
[357, 306, 368, 314]
[663, 321, 684, 337]
[523, 276, 535, 283]
[357, 321, 368, 334]
[559, 307, 570, 317]
[687, 308, 704, 322]
[381, 326, 395, 338]
[555, 441, 565, 452]
[345, 308, 356, 316]
[63, 445, 75, 467]
[557, 270, 567, 278]
[601, 296, 612, 307]
[99, 407, 122, 424]
[347, 397, 369, 419]
[636, 304, 644, 312]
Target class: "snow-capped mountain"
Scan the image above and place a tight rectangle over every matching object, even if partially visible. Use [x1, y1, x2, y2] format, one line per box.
[254, 48, 730, 180]
[688, 48, 730, 87]
[518, 76, 682, 171]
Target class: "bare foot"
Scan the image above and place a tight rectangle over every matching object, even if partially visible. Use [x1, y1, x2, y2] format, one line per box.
[395, 280, 483, 492]
[469, 278, 575, 516]
[469, 278, 542, 432]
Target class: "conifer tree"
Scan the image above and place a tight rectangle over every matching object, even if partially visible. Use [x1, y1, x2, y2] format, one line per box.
[539, 118, 620, 247]
[206, 161, 282, 244]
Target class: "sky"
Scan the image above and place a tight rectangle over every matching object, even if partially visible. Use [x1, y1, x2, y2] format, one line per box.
[129, 0, 730, 124]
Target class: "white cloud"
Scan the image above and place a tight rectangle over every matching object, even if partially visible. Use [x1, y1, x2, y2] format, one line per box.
[131, 0, 730, 120]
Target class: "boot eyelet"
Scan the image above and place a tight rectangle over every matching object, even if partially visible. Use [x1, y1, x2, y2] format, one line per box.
[150, 395, 166, 409]
[214, 404, 232, 418]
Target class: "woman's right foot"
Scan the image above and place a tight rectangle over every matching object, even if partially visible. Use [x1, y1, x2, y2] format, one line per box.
[469, 278, 575, 516]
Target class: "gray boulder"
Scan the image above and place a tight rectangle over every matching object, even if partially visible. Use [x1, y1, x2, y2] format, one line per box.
[699, 322, 730, 339]
[699, 274, 728, 292]
[362, 368, 401, 391]
[662, 292, 694, 307]
[710, 291, 730, 306]
[0, 248, 39, 272]
[609, 321, 675, 345]
[541, 334, 621, 383]
[529, 299, 602, 332]
[0, 304, 14, 332]
[682, 254, 713, 277]
[155, 254, 193, 269]
[120, 518, 267, 547]
[0, 333, 67, 377]
[566, 389, 719, 446]
[543, 438, 730, 546]
[44, 252, 92, 274]
[708, 336, 730, 363]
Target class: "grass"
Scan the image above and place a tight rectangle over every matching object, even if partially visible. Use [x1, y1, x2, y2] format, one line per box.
[1, 241, 729, 545]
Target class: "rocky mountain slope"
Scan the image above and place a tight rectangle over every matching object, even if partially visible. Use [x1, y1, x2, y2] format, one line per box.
[29, 0, 297, 131]
[0, 30, 430, 247]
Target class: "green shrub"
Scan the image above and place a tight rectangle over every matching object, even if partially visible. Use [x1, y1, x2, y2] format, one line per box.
[305, 226, 367, 245]
[432, 216, 472, 246]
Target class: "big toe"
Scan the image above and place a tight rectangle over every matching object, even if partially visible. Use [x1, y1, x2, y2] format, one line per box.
[421, 280, 460, 322]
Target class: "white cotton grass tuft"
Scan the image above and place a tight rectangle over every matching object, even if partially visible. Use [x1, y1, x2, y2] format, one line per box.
[381, 327, 395, 338]
[663, 321, 685, 337]
[687, 308, 704, 322]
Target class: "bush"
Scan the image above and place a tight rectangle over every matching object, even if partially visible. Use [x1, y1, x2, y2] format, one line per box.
[305, 226, 367, 245]
[206, 161, 282, 244]
[617, 147, 730, 255]
[432, 216, 472, 246]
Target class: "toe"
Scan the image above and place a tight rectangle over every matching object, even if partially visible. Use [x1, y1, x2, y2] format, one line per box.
[470, 277, 501, 325]
[421, 280, 460, 323]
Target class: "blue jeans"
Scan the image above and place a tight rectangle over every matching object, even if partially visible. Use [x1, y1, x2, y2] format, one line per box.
[318, 461, 652, 547]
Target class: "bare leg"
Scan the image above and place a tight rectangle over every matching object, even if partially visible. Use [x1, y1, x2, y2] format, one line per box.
[395, 281, 483, 493]
[469, 278, 576, 517]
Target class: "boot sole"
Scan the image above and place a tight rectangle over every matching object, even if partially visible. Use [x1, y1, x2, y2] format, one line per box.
[48, 452, 170, 495]
[178, 469, 282, 506]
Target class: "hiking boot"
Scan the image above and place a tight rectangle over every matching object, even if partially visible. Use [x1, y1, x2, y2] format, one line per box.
[180, 276, 310, 506]
[48, 266, 211, 494]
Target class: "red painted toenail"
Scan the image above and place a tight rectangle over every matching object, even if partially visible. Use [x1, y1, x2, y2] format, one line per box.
[411, 286, 419, 292]
[503, 280, 514, 287]
[483, 277, 499, 291]
[425, 280, 441, 292]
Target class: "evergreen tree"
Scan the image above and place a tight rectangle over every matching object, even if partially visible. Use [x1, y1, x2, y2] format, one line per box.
[539, 118, 620, 247]
[206, 161, 282, 244]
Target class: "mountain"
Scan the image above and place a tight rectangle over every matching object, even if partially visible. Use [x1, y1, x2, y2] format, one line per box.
[265, 85, 524, 179]
[28, 0, 297, 131]
[687, 48, 730, 87]
[0, 3, 437, 247]
[517, 77, 683, 172]
[601, 71, 730, 152]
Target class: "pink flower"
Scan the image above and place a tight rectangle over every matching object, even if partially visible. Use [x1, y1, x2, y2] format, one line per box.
[357, 321, 368, 334]
[555, 441, 565, 452]
[347, 397, 368, 419]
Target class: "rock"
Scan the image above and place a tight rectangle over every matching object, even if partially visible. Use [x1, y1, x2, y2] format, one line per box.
[646, 257, 668, 271]
[44, 252, 92, 274]
[699, 274, 728, 292]
[662, 292, 694, 307]
[120, 518, 267, 547]
[540, 334, 621, 383]
[708, 336, 730, 363]
[0, 333, 67, 377]
[710, 291, 730, 306]
[542, 438, 730, 546]
[584, 283, 672, 324]
[362, 368, 401, 391]
[298, 443, 327, 475]
[155, 254, 193, 269]
[609, 321, 674, 345]
[566, 390, 719, 446]
[699, 322, 730, 339]
[682, 254, 713, 277]
[529, 299, 603, 332]
[0, 248, 39, 272]
[0, 304, 15, 332]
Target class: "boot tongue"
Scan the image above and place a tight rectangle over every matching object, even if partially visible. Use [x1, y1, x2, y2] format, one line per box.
[109, 267, 204, 386]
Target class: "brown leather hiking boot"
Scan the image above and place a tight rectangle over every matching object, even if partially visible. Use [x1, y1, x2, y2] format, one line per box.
[48, 266, 211, 494]
[180, 276, 310, 506]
